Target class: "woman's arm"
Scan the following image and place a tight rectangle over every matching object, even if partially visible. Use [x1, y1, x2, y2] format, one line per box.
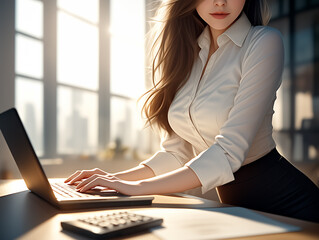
[114, 164, 155, 180]
[65, 132, 194, 184]
[64, 164, 155, 184]
[75, 166, 201, 195]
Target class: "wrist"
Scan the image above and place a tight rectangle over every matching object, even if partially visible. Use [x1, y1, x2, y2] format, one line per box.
[113, 172, 128, 180]
[132, 180, 150, 196]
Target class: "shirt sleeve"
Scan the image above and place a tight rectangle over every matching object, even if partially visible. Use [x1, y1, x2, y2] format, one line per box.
[186, 28, 285, 194]
[140, 131, 195, 175]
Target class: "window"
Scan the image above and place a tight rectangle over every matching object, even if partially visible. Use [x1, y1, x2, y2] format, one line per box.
[109, 0, 147, 160]
[13, 0, 152, 161]
[57, 0, 99, 155]
[269, 0, 319, 161]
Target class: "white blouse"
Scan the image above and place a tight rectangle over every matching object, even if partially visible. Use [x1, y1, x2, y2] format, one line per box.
[141, 13, 284, 194]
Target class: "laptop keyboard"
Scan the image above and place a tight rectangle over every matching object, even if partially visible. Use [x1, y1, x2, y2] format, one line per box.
[51, 182, 92, 198]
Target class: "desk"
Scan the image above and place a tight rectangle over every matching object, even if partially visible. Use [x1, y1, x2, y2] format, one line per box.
[1, 179, 318, 240]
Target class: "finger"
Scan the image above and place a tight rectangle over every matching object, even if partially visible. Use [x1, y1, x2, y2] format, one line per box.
[76, 173, 118, 189]
[64, 171, 81, 183]
[79, 177, 113, 193]
[92, 168, 107, 175]
[76, 174, 101, 189]
[68, 170, 96, 185]
[65, 168, 107, 184]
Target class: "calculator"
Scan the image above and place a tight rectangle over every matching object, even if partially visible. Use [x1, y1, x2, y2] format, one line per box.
[61, 211, 163, 239]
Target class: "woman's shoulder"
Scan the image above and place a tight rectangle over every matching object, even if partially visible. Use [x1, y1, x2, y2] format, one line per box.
[240, 25, 284, 63]
[248, 25, 283, 46]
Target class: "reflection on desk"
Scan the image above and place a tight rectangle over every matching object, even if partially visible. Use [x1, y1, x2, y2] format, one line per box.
[135, 208, 300, 240]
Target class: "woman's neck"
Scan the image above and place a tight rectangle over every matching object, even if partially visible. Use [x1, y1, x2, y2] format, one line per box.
[208, 27, 224, 57]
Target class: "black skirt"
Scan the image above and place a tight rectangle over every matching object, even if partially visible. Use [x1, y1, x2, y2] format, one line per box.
[216, 148, 319, 222]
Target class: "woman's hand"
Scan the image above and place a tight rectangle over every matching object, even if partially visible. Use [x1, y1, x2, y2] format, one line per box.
[65, 166, 201, 196]
[75, 174, 142, 196]
[64, 168, 108, 185]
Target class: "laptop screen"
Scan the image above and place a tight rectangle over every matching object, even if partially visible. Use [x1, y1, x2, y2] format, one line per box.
[0, 108, 56, 202]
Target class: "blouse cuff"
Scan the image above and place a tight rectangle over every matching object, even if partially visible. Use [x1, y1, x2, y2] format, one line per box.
[140, 151, 183, 176]
[185, 144, 235, 194]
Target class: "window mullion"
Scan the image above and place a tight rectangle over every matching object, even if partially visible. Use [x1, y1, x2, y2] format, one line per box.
[0, 0, 15, 113]
[98, 0, 111, 151]
[43, 0, 57, 158]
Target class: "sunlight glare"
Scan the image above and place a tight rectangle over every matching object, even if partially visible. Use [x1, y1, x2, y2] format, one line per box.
[58, 0, 99, 24]
[57, 11, 99, 90]
[16, 0, 43, 38]
[110, 0, 146, 99]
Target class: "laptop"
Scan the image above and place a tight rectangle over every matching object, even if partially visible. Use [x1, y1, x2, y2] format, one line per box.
[0, 108, 154, 210]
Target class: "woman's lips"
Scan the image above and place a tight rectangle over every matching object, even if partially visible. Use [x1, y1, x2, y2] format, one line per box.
[210, 13, 230, 19]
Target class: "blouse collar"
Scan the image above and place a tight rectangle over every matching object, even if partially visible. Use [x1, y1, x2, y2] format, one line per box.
[198, 12, 252, 49]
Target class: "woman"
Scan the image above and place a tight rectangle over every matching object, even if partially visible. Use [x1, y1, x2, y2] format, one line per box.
[65, 0, 319, 222]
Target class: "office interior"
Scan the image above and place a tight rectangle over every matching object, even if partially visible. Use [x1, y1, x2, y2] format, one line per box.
[0, 0, 318, 203]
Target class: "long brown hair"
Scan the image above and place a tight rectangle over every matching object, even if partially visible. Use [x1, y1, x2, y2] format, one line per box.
[142, 0, 270, 134]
